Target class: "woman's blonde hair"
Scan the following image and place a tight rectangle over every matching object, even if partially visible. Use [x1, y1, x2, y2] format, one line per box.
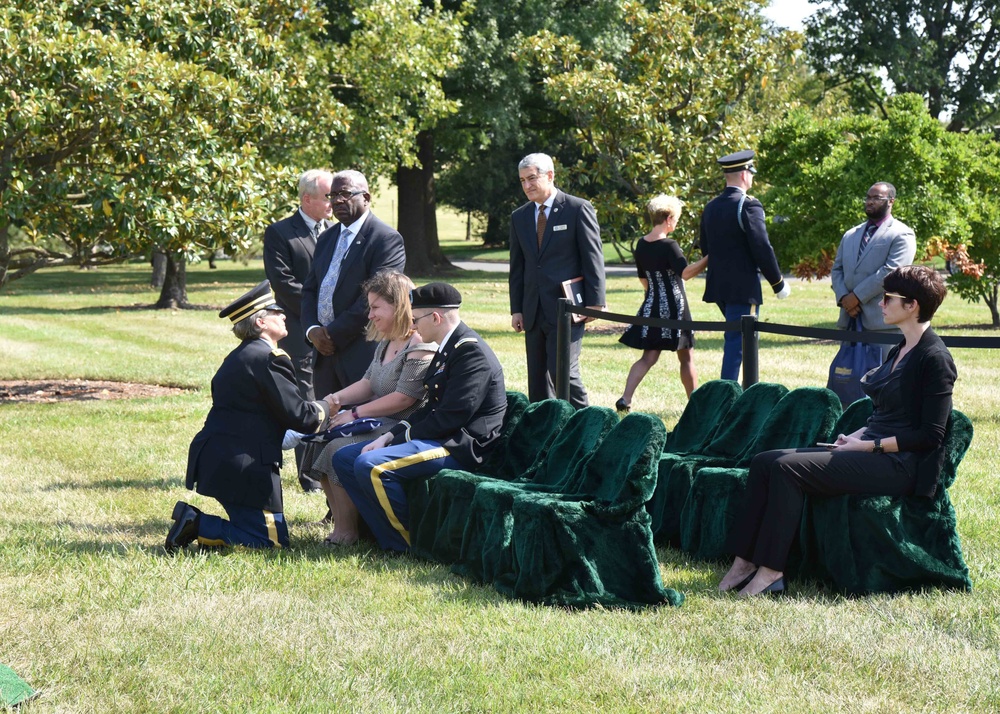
[362, 270, 416, 342]
[647, 194, 684, 225]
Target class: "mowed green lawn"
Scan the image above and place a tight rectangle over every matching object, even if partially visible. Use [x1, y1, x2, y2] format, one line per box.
[2, 261, 999, 713]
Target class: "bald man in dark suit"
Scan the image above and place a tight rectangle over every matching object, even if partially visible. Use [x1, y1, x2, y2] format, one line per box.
[302, 170, 407, 399]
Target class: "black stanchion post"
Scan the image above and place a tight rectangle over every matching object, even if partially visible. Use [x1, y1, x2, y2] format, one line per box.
[741, 313, 759, 388]
[555, 298, 572, 401]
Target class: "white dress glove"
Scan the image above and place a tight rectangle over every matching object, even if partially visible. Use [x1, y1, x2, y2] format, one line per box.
[776, 282, 791, 300]
[281, 430, 304, 450]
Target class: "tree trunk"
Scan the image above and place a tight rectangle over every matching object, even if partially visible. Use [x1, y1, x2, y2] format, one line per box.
[150, 250, 167, 289]
[988, 283, 999, 328]
[395, 130, 451, 276]
[154, 253, 192, 308]
[483, 212, 508, 247]
[0, 223, 9, 290]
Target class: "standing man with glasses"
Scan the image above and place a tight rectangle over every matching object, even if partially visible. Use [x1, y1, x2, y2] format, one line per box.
[264, 169, 333, 493]
[832, 182, 916, 360]
[700, 149, 790, 381]
[509, 152, 605, 408]
[302, 170, 407, 410]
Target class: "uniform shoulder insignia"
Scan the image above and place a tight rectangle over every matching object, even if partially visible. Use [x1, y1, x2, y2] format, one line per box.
[454, 337, 479, 348]
[271, 347, 290, 359]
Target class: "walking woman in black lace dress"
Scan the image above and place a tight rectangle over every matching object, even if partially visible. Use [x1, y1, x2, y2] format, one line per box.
[617, 195, 707, 410]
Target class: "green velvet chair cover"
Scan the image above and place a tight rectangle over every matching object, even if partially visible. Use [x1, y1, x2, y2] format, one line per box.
[677, 387, 843, 561]
[663, 379, 743, 453]
[407, 390, 528, 546]
[408, 398, 575, 563]
[649, 382, 789, 544]
[452, 406, 620, 584]
[794, 410, 974, 594]
[479, 391, 530, 475]
[496, 413, 685, 609]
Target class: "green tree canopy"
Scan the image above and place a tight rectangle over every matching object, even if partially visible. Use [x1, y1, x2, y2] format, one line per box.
[523, 0, 800, 256]
[1, 0, 341, 302]
[761, 93, 1000, 325]
[805, 0, 1000, 131]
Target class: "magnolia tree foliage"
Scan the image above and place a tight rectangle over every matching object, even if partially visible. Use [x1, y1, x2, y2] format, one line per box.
[327, 0, 463, 176]
[523, 0, 800, 257]
[0, 0, 342, 302]
[760, 94, 1000, 326]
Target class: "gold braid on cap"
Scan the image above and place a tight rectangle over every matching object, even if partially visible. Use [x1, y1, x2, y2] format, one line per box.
[228, 292, 276, 323]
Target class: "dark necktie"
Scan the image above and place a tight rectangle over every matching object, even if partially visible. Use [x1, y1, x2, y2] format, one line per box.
[858, 222, 877, 257]
[536, 204, 547, 249]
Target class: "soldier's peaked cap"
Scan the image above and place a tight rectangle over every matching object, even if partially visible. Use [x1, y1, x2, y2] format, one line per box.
[718, 149, 757, 174]
[219, 280, 283, 323]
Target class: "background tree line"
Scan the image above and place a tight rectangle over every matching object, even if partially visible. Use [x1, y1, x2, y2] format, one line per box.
[2, 0, 999, 323]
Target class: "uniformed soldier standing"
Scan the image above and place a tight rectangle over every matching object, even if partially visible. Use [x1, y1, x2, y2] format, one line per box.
[331, 282, 507, 552]
[700, 150, 791, 381]
[165, 281, 334, 552]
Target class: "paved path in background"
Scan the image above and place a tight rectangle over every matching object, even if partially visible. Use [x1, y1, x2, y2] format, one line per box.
[452, 260, 635, 276]
[452, 260, 816, 282]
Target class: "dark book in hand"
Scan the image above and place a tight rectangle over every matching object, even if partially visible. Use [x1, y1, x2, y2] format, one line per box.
[561, 276, 586, 323]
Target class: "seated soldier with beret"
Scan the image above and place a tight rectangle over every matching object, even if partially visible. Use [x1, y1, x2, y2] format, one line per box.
[332, 282, 507, 552]
[165, 280, 335, 552]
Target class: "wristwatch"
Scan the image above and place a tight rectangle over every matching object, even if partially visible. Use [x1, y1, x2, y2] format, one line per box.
[872, 438, 884, 454]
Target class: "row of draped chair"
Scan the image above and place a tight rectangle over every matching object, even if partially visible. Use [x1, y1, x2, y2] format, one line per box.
[404, 382, 974, 608]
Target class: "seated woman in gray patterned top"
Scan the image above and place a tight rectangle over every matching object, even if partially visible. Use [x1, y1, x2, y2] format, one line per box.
[303, 270, 436, 546]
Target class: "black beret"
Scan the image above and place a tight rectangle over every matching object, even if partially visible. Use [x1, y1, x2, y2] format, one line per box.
[718, 149, 756, 174]
[219, 280, 283, 323]
[411, 282, 462, 309]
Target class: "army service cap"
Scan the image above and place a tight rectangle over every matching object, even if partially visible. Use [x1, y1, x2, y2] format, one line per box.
[219, 280, 283, 323]
[718, 149, 757, 174]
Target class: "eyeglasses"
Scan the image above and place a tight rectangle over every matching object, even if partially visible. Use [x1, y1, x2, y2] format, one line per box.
[864, 195, 891, 203]
[325, 189, 366, 201]
[881, 291, 908, 303]
[412, 312, 436, 325]
[519, 174, 543, 186]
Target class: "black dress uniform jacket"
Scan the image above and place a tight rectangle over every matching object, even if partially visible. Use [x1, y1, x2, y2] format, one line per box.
[186, 339, 327, 511]
[700, 186, 785, 305]
[387, 322, 507, 470]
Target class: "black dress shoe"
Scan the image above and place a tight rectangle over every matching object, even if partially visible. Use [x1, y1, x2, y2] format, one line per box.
[165, 501, 202, 553]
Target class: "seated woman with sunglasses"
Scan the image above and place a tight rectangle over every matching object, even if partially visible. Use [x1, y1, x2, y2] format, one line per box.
[719, 265, 956, 596]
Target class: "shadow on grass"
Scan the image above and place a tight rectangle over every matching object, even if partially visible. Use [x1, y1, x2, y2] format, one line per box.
[43, 477, 185, 492]
[3, 265, 259, 295]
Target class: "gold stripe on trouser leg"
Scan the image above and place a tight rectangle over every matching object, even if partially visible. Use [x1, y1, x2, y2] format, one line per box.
[369, 447, 450, 546]
[264, 510, 282, 549]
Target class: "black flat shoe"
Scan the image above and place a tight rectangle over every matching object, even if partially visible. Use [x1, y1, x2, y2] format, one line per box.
[165, 501, 202, 553]
[615, 398, 630, 413]
[761, 577, 786, 596]
[725, 569, 758, 592]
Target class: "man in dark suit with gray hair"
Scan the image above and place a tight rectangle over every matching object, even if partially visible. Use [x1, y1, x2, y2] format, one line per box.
[509, 152, 606, 408]
[263, 169, 333, 493]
